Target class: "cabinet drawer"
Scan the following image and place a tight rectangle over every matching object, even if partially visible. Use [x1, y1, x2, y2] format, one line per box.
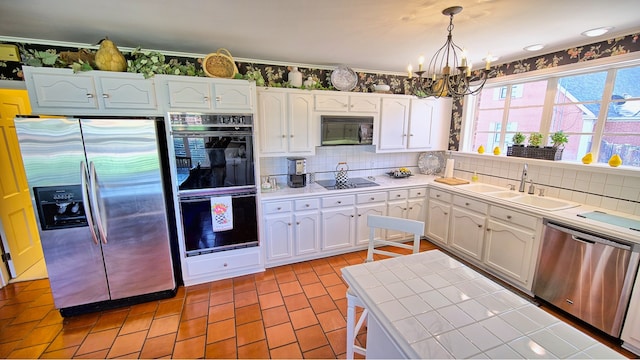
[490, 205, 539, 229]
[357, 192, 387, 204]
[322, 195, 355, 208]
[409, 187, 427, 198]
[453, 195, 488, 214]
[388, 189, 408, 201]
[429, 188, 452, 202]
[295, 198, 320, 211]
[263, 201, 292, 214]
[186, 249, 261, 276]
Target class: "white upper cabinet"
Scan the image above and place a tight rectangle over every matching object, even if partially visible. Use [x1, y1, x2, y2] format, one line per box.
[378, 96, 452, 152]
[257, 88, 316, 157]
[23, 66, 160, 115]
[314, 93, 380, 113]
[156, 75, 255, 113]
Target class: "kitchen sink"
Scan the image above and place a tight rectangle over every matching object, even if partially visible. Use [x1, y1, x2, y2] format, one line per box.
[458, 183, 506, 193]
[507, 195, 579, 211]
[488, 191, 522, 199]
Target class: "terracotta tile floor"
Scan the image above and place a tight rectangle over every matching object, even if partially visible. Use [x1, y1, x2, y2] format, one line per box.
[0, 240, 633, 359]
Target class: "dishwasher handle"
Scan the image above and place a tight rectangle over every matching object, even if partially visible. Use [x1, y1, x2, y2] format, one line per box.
[546, 222, 632, 251]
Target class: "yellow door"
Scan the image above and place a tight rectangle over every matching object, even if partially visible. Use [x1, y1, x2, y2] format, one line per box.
[0, 89, 44, 277]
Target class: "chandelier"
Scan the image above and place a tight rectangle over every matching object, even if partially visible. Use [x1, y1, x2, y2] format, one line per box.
[408, 6, 492, 98]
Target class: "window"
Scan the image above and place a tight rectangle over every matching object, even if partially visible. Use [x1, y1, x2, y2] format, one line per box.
[463, 62, 640, 167]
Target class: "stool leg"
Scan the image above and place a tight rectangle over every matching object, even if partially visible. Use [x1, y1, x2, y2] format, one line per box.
[346, 295, 356, 359]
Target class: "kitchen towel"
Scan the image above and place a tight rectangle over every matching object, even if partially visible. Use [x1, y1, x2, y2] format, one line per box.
[211, 196, 233, 232]
[444, 158, 455, 178]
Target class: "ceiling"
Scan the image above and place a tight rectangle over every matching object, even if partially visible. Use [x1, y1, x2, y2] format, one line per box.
[1, 0, 639, 74]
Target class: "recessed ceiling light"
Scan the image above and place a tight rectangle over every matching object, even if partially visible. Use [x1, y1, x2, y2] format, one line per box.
[581, 27, 614, 37]
[524, 44, 544, 52]
[482, 55, 499, 62]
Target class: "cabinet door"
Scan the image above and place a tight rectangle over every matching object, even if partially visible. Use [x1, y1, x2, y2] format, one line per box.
[408, 98, 436, 150]
[288, 92, 315, 154]
[484, 219, 535, 286]
[167, 79, 212, 109]
[315, 93, 349, 112]
[426, 199, 450, 245]
[379, 97, 410, 150]
[386, 200, 408, 241]
[294, 212, 320, 256]
[28, 72, 98, 110]
[321, 207, 355, 250]
[355, 204, 387, 246]
[349, 95, 380, 112]
[212, 82, 253, 111]
[264, 214, 294, 261]
[450, 207, 485, 261]
[98, 77, 158, 111]
[257, 91, 287, 155]
[406, 198, 425, 222]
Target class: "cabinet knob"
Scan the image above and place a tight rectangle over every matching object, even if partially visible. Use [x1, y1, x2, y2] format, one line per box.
[296, 222, 300, 225]
[358, 214, 362, 217]
[277, 207, 281, 210]
[404, 207, 408, 211]
[507, 215, 512, 219]
[465, 202, 470, 206]
[290, 135, 294, 138]
[410, 134, 414, 137]
[403, 134, 408, 137]
[409, 207, 413, 210]
[282, 135, 286, 138]
[477, 224, 482, 228]
[203, 96, 209, 101]
[370, 197, 375, 201]
[486, 228, 491, 232]
[350, 214, 354, 217]
[86, 93, 94, 98]
[417, 192, 422, 196]
[444, 212, 448, 215]
[216, 96, 222, 102]
[396, 194, 401, 197]
[102, 94, 109, 98]
[305, 204, 310, 207]
[344, 104, 348, 108]
[436, 194, 440, 198]
[288, 222, 292, 226]
[223, 263, 228, 267]
[337, 201, 342, 204]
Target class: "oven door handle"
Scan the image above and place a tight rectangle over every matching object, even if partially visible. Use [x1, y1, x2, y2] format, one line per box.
[80, 161, 99, 245]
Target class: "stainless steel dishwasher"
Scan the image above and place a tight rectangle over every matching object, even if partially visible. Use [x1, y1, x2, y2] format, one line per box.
[533, 220, 639, 337]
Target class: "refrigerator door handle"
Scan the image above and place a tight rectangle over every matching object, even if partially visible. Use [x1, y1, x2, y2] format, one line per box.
[81, 161, 100, 245]
[89, 161, 108, 244]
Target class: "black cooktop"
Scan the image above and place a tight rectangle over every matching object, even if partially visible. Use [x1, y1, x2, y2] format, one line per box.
[316, 177, 379, 190]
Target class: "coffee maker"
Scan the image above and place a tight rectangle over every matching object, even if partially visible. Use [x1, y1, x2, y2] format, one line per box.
[287, 157, 307, 188]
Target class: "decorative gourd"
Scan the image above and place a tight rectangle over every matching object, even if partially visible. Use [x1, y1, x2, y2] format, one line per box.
[95, 37, 127, 72]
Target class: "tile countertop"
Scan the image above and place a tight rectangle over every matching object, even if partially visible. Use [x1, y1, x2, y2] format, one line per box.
[341, 250, 625, 359]
[260, 174, 640, 245]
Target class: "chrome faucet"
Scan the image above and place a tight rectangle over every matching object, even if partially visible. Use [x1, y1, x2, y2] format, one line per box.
[519, 164, 528, 192]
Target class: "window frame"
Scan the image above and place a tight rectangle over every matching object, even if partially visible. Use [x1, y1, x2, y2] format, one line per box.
[460, 52, 640, 165]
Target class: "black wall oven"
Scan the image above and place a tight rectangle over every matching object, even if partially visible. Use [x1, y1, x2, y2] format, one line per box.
[169, 113, 259, 256]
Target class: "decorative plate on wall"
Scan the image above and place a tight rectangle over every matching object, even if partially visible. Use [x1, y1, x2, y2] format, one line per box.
[418, 152, 445, 175]
[330, 65, 357, 91]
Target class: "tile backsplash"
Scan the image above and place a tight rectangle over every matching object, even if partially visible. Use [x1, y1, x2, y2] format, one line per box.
[452, 153, 640, 216]
[260, 148, 640, 216]
[259, 146, 423, 185]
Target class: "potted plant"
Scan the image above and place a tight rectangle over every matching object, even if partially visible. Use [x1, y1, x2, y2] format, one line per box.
[550, 131, 569, 148]
[528, 132, 543, 147]
[507, 132, 527, 157]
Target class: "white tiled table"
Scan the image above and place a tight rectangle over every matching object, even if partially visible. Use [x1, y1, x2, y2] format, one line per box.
[341, 250, 624, 359]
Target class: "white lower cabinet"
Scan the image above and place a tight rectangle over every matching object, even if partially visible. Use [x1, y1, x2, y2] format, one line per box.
[622, 269, 640, 354]
[293, 199, 320, 255]
[263, 199, 320, 264]
[426, 189, 452, 246]
[425, 187, 541, 293]
[264, 213, 294, 261]
[355, 204, 387, 246]
[321, 205, 356, 251]
[449, 195, 488, 261]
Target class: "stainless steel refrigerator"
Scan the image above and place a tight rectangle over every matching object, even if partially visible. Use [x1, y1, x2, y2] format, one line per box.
[15, 116, 177, 316]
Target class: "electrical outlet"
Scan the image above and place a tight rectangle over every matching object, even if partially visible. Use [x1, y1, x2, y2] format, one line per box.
[0, 44, 20, 62]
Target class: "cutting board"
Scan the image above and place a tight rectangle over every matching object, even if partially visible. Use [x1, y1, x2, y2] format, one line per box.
[434, 177, 470, 186]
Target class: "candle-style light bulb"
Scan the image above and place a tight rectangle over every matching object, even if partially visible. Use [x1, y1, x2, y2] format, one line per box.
[485, 54, 492, 70]
[418, 55, 424, 71]
[407, 64, 413, 78]
[460, 49, 467, 67]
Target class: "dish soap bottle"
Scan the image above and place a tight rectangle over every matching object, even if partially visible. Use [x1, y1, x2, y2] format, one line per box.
[471, 172, 479, 182]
